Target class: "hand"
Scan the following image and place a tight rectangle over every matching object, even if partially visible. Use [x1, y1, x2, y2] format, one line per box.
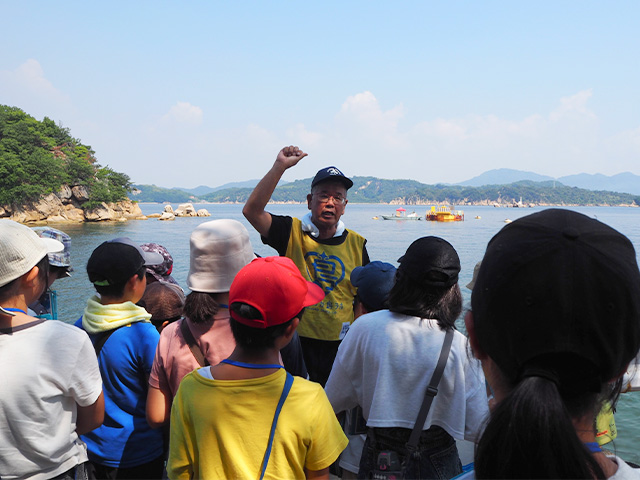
[276, 145, 308, 169]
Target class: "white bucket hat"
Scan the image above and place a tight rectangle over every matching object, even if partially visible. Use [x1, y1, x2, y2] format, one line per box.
[0, 220, 63, 314]
[187, 219, 255, 293]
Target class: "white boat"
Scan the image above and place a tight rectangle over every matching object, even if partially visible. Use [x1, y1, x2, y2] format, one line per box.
[381, 208, 422, 220]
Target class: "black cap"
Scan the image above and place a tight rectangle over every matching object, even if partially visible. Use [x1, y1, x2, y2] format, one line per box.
[311, 166, 353, 190]
[471, 209, 640, 388]
[87, 237, 163, 287]
[351, 261, 397, 311]
[397, 237, 460, 287]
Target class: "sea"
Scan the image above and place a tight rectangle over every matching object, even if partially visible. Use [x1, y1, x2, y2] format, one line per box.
[48, 203, 640, 461]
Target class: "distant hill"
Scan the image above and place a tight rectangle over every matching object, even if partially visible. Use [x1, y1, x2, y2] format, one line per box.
[459, 169, 640, 195]
[178, 179, 290, 196]
[131, 184, 197, 203]
[200, 176, 639, 207]
[133, 174, 640, 207]
[557, 172, 640, 195]
[459, 169, 554, 186]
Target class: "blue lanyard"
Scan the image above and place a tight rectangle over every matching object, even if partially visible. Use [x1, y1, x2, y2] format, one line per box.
[1, 307, 27, 315]
[260, 372, 293, 480]
[218, 303, 229, 309]
[584, 442, 602, 453]
[221, 358, 283, 370]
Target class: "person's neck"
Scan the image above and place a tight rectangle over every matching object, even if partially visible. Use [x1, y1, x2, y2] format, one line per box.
[228, 346, 281, 366]
[316, 224, 337, 240]
[0, 297, 33, 328]
[210, 346, 282, 380]
[574, 412, 619, 478]
[99, 295, 134, 306]
[212, 292, 230, 306]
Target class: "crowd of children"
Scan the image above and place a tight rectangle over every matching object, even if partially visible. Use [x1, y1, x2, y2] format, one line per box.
[1, 149, 640, 480]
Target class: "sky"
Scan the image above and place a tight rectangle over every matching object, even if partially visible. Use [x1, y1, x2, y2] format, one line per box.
[2, 1, 639, 189]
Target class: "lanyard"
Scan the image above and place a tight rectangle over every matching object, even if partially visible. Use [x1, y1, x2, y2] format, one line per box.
[584, 442, 602, 453]
[221, 358, 283, 370]
[220, 358, 292, 480]
[0, 307, 27, 315]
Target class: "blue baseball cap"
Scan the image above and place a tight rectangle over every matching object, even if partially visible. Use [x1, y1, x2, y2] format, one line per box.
[350, 261, 397, 311]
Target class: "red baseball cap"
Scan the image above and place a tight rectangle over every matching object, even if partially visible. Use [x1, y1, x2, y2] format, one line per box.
[229, 256, 325, 328]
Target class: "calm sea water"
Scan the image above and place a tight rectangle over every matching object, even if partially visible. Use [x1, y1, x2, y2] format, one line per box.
[49, 203, 640, 461]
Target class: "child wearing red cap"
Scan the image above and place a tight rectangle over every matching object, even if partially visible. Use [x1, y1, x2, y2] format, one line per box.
[167, 256, 348, 480]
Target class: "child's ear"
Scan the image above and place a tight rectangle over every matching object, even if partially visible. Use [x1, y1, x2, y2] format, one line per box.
[24, 265, 40, 285]
[465, 311, 487, 360]
[283, 317, 300, 340]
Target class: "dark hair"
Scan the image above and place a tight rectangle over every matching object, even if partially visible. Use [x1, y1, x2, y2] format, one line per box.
[387, 269, 462, 330]
[0, 256, 49, 303]
[353, 294, 384, 314]
[94, 265, 145, 298]
[183, 291, 222, 324]
[475, 376, 606, 479]
[474, 351, 617, 479]
[229, 302, 301, 350]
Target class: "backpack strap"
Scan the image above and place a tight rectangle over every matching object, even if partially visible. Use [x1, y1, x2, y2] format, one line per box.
[180, 318, 209, 367]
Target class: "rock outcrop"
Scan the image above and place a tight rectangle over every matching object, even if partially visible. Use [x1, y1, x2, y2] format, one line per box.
[174, 203, 197, 217]
[0, 185, 147, 224]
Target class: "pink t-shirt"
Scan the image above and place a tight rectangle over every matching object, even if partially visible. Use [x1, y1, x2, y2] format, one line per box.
[149, 316, 236, 396]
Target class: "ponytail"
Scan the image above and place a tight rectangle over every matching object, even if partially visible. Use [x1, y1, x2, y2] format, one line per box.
[475, 377, 606, 479]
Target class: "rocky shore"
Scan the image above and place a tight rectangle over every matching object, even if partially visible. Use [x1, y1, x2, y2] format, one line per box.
[0, 185, 147, 224]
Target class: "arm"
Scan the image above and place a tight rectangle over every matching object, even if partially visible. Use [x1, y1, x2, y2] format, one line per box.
[305, 467, 329, 480]
[243, 146, 308, 237]
[76, 391, 104, 435]
[147, 385, 172, 429]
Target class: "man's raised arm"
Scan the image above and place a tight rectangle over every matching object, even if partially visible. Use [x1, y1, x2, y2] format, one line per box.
[243, 145, 308, 237]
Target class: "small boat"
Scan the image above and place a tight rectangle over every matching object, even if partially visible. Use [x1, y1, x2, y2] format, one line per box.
[381, 208, 423, 220]
[425, 206, 464, 222]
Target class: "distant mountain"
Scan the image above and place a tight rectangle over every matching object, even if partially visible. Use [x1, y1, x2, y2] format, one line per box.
[200, 176, 639, 207]
[459, 169, 640, 195]
[131, 185, 196, 203]
[558, 172, 640, 195]
[177, 179, 290, 195]
[458, 169, 554, 186]
[176, 185, 216, 196]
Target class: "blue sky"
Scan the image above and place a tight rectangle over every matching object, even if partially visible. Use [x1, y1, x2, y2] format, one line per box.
[2, 1, 639, 188]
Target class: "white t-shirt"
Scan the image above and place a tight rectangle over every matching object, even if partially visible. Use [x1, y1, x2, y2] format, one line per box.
[0, 319, 102, 480]
[325, 310, 489, 441]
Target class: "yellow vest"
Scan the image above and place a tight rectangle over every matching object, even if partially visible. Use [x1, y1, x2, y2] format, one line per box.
[286, 218, 366, 340]
[595, 401, 617, 446]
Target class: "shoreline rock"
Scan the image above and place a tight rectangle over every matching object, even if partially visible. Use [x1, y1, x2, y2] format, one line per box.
[0, 186, 147, 224]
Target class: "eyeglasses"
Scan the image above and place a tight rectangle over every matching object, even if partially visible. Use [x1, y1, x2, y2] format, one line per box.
[313, 193, 347, 205]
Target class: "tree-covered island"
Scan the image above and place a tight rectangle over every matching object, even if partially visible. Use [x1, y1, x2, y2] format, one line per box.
[0, 105, 142, 223]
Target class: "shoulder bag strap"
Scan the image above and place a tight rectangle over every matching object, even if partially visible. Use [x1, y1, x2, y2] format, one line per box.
[406, 328, 454, 452]
[180, 318, 209, 367]
[93, 327, 121, 356]
[259, 372, 294, 480]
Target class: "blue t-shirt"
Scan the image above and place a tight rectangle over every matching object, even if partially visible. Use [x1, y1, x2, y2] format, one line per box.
[75, 318, 163, 467]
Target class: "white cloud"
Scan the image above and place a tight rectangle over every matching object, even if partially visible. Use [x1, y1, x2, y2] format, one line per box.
[98, 89, 640, 188]
[549, 89, 597, 123]
[0, 59, 73, 117]
[160, 102, 203, 125]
